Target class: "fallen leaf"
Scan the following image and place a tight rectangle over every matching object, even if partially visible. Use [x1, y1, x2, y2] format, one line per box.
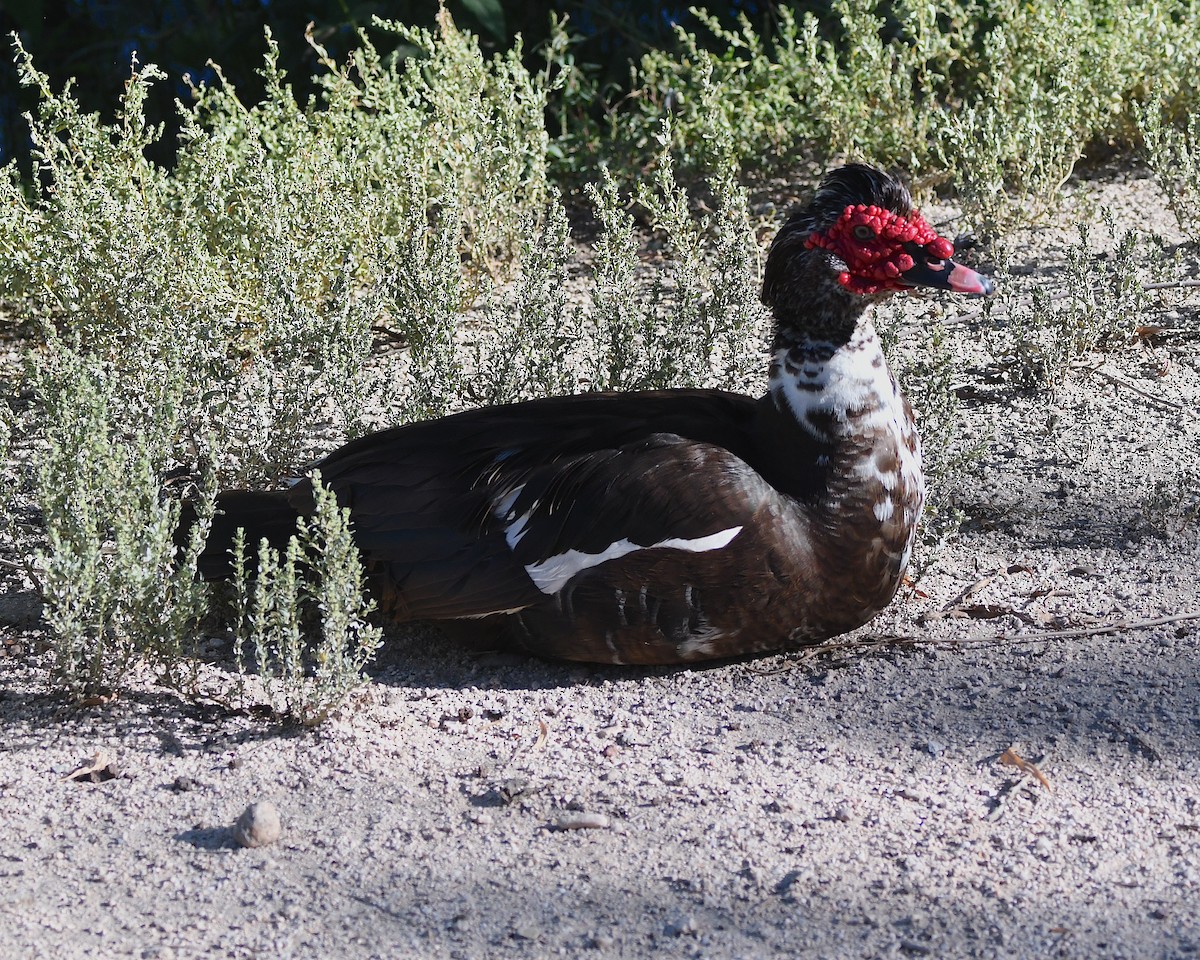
[965, 603, 1016, 619]
[999, 747, 1052, 792]
[63, 751, 119, 783]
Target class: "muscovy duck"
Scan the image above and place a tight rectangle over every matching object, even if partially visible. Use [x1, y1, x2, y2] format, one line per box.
[191, 164, 993, 665]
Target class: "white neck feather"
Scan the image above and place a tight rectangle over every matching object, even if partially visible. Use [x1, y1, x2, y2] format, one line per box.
[769, 322, 904, 444]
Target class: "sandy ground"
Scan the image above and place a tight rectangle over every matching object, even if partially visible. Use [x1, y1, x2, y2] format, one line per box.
[2, 167, 1199, 959]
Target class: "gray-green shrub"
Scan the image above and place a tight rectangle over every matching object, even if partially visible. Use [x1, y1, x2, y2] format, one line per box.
[1137, 95, 1200, 240]
[633, 119, 770, 391]
[231, 473, 382, 725]
[595, 1, 1200, 229]
[1, 17, 775, 707]
[32, 345, 213, 698]
[982, 219, 1149, 389]
[2, 15, 564, 707]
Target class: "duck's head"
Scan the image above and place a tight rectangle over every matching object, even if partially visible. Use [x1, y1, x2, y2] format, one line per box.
[763, 165, 994, 318]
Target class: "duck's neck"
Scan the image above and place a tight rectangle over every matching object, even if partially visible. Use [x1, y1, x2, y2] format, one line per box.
[754, 296, 925, 604]
[767, 312, 900, 459]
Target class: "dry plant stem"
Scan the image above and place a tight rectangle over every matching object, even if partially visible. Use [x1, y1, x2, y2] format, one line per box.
[1142, 280, 1200, 290]
[759, 611, 1200, 673]
[996, 611, 1200, 643]
[946, 277, 1200, 327]
[944, 293, 1069, 326]
[945, 573, 1000, 608]
[1077, 363, 1187, 413]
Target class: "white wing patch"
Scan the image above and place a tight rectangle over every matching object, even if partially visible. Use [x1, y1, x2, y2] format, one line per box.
[523, 526, 743, 596]
[493, 485, 537, 550]
[492, 486, 523, 520]
[504, 506, 536, 549]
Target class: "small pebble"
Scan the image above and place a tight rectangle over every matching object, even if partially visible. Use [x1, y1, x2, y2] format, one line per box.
[926, 740, 946, 757]
[233, 800, 281, 848]
[511, 920, 539, 940]
[499, 777, 534, 803]
[551, 812, 610, 831]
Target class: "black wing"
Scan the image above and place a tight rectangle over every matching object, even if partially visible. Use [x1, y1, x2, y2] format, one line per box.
[291, 391, 765, 620]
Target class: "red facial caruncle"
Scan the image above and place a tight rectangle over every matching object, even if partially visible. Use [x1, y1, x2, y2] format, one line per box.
[805, 204, 956, 295]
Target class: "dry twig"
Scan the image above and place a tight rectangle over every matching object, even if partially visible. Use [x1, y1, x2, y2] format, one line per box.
[1142, 279, 1200, 290]
[997, 611, 1200, 643]
[1076, 362, 1187, 413]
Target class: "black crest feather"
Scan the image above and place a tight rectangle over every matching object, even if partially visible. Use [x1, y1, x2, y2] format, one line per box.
[809, 163, 913, 226]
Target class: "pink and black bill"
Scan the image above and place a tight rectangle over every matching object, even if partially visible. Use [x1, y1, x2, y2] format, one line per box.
[898, 245, 994, 296]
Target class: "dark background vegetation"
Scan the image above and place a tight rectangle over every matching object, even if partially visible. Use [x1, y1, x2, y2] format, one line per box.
[0, 0, 808, 177]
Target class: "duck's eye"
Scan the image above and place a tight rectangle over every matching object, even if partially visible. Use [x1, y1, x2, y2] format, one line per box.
[852, 224, 876, 242]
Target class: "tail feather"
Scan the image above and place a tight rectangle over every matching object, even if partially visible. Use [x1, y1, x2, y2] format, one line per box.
[179, 490, 303, 580]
